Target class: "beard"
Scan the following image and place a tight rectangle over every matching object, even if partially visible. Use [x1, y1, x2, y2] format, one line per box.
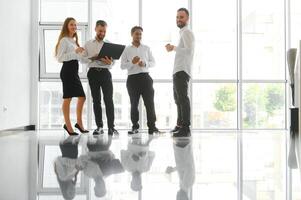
[133, 38, 141, 43]
[96, 34, 105, 40]
[177, 22, 186, 28]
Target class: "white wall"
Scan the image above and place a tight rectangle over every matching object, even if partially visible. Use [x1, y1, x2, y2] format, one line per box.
[0, 0, 32, 130]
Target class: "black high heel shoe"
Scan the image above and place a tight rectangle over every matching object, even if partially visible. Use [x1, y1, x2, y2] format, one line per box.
[75, 123, 89, 133]
[63, 124, 79, 135]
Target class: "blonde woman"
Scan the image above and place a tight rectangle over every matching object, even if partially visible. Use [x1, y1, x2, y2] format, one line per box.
[55, 17, 89, 135]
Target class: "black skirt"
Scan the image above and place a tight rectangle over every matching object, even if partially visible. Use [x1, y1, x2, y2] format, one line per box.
[60, 60, 85, 99]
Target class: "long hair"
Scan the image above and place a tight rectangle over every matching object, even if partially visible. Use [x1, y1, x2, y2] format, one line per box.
[55, 17, 80, 56]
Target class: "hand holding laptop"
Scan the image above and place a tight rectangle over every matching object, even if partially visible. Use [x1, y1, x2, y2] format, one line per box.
[89, 54, 100, 61]
[89, 42, 125, 62]
[89, 54, 112, 65]
[100, 56, 113, 65]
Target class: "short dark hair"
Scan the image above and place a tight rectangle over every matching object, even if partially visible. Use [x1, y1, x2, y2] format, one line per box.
[177, 8, 189, 16]
[95, 20, 107, 27]
[131, 26, 143, 35]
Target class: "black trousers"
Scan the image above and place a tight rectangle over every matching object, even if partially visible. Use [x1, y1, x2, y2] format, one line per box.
[173, 71, 191, 127]
[126, 73, 156, 129]
[87, 68, 114, 128]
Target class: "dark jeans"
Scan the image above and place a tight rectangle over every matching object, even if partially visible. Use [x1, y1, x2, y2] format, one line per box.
[88, 68, 114, 128]
[173, 71, 191, 127]
[126, 73, 156, 129]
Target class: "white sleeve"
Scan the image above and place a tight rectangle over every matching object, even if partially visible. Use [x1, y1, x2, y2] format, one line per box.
[79, 42, 92, 64]
[56, 38, 81, 62]
[120, 49, 134, 70]
[145, 47, 156, 68]
[174, 30, 195, 55]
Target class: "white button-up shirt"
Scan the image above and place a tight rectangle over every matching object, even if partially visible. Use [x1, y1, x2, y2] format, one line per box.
[120, 43, 155, 76]
[173, 25, 195, 77]
[83, 38, 115, 69]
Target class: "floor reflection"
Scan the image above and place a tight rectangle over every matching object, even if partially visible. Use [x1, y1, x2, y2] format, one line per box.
[0, 130, 289, 200]
[40, 132, 196, 200]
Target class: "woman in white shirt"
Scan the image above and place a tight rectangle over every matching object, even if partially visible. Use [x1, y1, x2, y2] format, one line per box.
[55, 17, 89, 135]
[54, 136, 81, 200]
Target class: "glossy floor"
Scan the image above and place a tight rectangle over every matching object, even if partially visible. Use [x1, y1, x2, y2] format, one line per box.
[0, 130, 300, 200]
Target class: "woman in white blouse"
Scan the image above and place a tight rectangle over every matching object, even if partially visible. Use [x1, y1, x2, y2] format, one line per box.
[55, 17, 89, 135]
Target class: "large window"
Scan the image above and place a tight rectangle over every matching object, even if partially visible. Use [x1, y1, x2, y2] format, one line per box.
[40, 0, 88, 22]
[39, 0, 287, 131]
[192, 0, 237, 80]
[39, 82, 88, 129]
[242, 0, 285, 80]
[40, 25, 87, 78]
[193, 83, 237, 129]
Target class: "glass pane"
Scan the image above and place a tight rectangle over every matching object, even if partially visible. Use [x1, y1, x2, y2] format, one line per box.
[243, 132, 286, 200]
[194, 133, 237, 200]
[90, 82, 131, 130]
[142, 0, 188, 79]
[39, 82, 88, 129]
[290, 0, 301, 48]
[242, 83, 285, 129]
[141, 82, 177, 130]
[192, 83, 237, 129]
[40, 0, 88, 22]
[242, 0, 285, 80]
[91, 0, 139, 80]
[44, 29, 84, 74]
[192, 0, 237, 79]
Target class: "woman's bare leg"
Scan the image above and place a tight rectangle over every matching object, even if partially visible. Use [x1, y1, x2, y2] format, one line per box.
[76, 96, 86, 129]
[62, 98, 74, 133]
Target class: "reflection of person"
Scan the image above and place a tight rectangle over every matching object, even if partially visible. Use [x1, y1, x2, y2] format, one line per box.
[77, 135, 124, 197]
[166, 137, 195, 200]
[55, 17, 89, 135]
[82, 20, 119, 136]
[120, 136, 155, 191]
[54, 136, 81, 200]
[165, 8, 195, 137]
[120, 26, 161, 135]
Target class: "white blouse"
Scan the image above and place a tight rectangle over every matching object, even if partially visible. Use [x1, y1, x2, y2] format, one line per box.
[56, 36, 89, 63]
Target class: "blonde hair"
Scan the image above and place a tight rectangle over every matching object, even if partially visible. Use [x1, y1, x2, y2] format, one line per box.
[55, 17, 80, 56]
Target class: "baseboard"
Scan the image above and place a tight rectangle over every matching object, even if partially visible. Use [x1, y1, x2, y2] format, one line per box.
[0, 125, 36, 132]
[24, 125, 36, 131]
